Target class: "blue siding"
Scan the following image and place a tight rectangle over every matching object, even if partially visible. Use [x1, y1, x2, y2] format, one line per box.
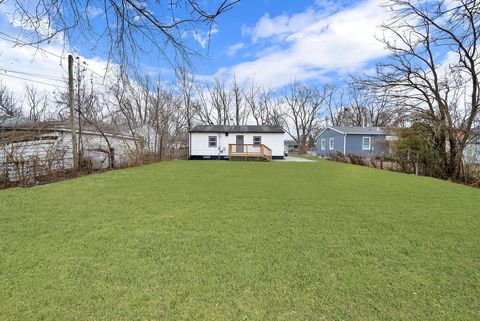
[316, 128, 387, 158]
[345, 135, 387, 157]
[316, 128, 345, 157]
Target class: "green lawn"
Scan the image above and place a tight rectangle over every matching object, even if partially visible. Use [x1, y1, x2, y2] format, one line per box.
[1, 160, 479, 320]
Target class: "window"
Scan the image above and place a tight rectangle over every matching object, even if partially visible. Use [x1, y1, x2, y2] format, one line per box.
[329, 138, 334, 150]
[253, 136, 262, 145]
[208, 136, 217, 148]
[321, 139, 326, 150]
[362, 137, 371, 150]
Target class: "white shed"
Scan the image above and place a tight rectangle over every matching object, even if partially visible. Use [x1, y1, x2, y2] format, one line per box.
[189, 125, 285, 160]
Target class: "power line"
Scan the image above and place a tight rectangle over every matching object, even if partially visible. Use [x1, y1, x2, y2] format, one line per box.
[0, 72, 67, 89]
[0, 68, 65, 82]
[0, 31, 111, 80]
[0, 31, 117, 88]
[0, 31, 67, 60]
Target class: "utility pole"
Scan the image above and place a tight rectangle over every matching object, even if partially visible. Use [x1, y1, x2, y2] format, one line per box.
[68, 55, 78, 172]
[76, 57, 83, 163]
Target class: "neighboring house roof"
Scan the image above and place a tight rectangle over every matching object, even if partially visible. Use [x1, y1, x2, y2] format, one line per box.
[318, 126, 386, 138]
[0, 116, 135, 140]
[284, 140, 299, 146]
[0, 116, 31, 127]
[189, 125, 284, 133]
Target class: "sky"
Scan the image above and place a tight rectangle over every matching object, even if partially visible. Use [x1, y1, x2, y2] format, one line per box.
[0, 0, 392, 97]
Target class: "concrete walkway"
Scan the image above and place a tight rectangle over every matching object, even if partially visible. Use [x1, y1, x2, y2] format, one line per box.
[273, 156, 317, 162]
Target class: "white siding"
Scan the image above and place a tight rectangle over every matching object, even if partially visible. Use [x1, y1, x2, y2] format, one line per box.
[80, 131, 138, 168]
[1, 130, 139, 182]
[464, 142, 480, 164]
[190, 132, 284, 157]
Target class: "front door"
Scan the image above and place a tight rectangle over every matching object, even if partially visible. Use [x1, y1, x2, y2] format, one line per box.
[236, 135, 244, 152]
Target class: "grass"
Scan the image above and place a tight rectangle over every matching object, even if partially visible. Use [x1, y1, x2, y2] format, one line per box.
[1, 160, 479, 320]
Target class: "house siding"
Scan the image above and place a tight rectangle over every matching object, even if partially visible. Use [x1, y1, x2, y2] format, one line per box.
[189, 132, 285, 158]
[464, 136, 480, 164]
[345, 135, 387, 157]
[316, 128, 388, 158]
[0, 130, 139, 182]
[316, 128, 345, 157]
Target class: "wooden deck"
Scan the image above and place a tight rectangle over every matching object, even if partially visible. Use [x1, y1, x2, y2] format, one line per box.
[228, 144, 272, 161]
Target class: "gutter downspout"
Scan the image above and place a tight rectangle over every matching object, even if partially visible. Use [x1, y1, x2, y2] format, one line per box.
[343, 133, 347, 155]
[188, 131, 191, 159]
[218, 133, 221, 158]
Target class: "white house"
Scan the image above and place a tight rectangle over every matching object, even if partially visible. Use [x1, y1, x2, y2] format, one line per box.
[189, 125, 285, 160]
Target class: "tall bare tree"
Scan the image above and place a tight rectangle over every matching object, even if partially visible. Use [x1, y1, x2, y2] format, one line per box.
[244, 84, 284, 127]
[176, 67, 196, 130]
[368, 0, 480, 180]
[24, 85, 49, 122]
[231, 76, 248, 125]
[0, 82, 20, 120]
[283, 82, 325, 153]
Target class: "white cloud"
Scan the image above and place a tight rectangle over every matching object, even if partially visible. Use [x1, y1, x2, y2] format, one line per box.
[0, 36, 113, 100]
[86, 6, 104, 18]
[193, 26, 219, 48]
[212, 0, 390, 89]
[226, 42, 245, 56]
[249, 8, 319, 42]
[192, 32, 207, 48]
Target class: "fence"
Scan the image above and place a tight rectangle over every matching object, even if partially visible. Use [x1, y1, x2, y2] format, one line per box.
[1, 149, 190, 188]
[1, 156, 74, 187]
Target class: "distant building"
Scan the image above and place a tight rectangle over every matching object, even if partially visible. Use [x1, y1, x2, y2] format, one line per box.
[464, 129, 480, 164]
[284, 140, 299, 152]
[316, 126, 393, 158]
[189, 125, 285, 160]
[0, 116, 141, 183]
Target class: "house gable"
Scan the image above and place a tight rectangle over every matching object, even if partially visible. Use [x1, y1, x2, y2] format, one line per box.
[316, 128, 345, 157]
[316, 126, 389, 158]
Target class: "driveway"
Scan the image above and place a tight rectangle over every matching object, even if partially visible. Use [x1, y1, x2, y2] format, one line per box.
[274, 156, 317, 162]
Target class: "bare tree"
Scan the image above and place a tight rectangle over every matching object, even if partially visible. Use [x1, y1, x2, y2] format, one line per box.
[149, 81, 186, 158]
[194, 87, 216, 125]
[324, 85, 346, 126]
[7, 0, 239, 68]
[194, 78, 232, 125]
[210, 78, 232, 125]
[244, 84, 285, 127]
[176, 67, 196, 129]
[0, 82, 20, 120]
[231, 76, 248, 125]
[75, 77, 120, 169]
[368, 0, 480, 180]
[244, 84, 262, 125]
[283, 82, 325, 153]
[24, 85, 49, 122]
[325, 82, 403, 128]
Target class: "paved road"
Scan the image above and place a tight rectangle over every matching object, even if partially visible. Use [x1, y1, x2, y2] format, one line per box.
[274, 156, 317, 162]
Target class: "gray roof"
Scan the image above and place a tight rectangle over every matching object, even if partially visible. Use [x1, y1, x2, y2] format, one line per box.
[0, 116, 132, 137]
[284, 140, 299, 146]
[330, 126, 385, 135]
[190, 125, 284, 133]
[0, 116, 31, 127]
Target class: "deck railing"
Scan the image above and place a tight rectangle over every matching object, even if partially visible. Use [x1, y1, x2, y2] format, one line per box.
[228, 144, 272, 161]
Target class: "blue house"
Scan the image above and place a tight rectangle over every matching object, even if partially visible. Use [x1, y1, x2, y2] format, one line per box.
[316, 126, 389, 158]
[464, 129, 480, 164]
